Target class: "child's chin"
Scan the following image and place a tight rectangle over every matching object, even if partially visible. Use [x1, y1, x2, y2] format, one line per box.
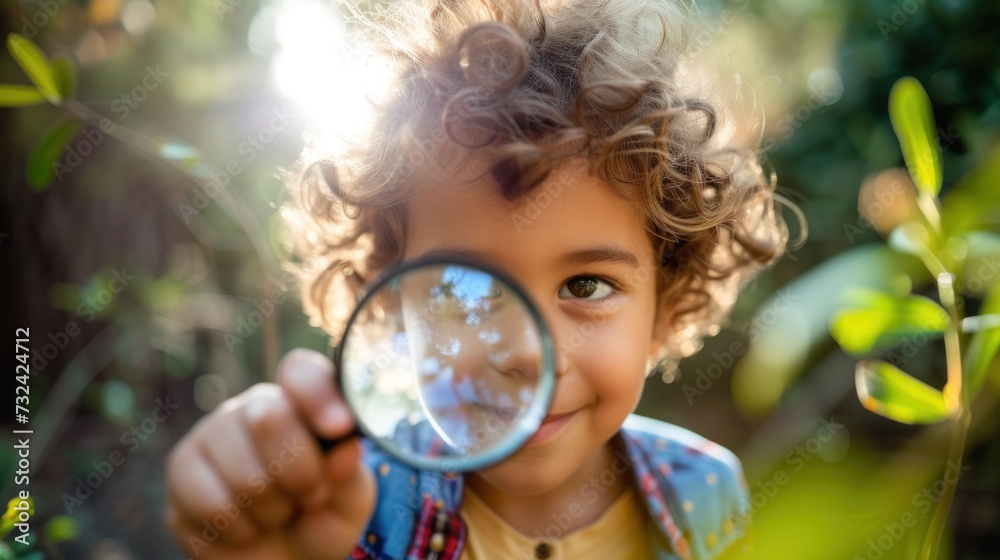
[473, 452, 577, 496]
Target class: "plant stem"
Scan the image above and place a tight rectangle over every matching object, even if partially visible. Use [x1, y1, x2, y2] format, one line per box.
[920, 273, 970, 560]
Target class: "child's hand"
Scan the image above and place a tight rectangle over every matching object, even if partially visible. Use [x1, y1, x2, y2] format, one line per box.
[165, 348, 376, 560]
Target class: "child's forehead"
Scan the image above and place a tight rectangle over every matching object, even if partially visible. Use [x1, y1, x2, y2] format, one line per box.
[402, 158, 657, 264]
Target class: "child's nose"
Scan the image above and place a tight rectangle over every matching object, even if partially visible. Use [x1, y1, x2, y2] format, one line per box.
[536, 307, 571, 380]
[489, 308, 546, 379]
[489, 284, 569, 380]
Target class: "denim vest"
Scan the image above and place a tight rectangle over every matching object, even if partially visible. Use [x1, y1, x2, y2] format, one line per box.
[349, 415, 751, 560]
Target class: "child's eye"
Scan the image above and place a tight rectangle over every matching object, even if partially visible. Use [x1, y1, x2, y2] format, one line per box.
[486, 281, 504, 301]
[429, 279, 504, 306]
[558, 277, 615, 301]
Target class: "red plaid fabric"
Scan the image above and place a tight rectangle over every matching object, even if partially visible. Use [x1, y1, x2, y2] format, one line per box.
[350, 544, 376, 559]
[404, 495, 467, 560]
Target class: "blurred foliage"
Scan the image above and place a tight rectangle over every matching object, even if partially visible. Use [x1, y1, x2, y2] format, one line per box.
[816, 73, 998, 559]
[664, 0, 1000, 557]
[0, 0, 998, 558]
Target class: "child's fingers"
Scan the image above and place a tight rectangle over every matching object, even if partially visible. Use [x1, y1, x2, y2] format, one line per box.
[290, 449, 378, 560]
[276, 348, 353, 441]
[320, 436, 375, 512]
[194, 403, 297, 531]
[168, 507, 298, 560]
[164, 439, 260, 546]
[291, 507, 370, 560]
[240, 383, 331, 508]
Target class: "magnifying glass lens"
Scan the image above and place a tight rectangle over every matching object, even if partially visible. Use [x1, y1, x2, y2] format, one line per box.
[338, 260, 553, 472]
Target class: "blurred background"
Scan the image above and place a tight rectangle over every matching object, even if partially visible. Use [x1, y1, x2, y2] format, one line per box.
[1, 0, 998, 558]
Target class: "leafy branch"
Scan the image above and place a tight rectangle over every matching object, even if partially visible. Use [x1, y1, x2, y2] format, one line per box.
[829, 77, 1000, 559]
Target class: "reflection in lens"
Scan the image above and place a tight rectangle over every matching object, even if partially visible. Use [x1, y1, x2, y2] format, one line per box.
[338, 261, 551, 471]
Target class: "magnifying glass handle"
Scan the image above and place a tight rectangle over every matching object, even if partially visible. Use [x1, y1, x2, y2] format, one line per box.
[317, 426, 363, 453]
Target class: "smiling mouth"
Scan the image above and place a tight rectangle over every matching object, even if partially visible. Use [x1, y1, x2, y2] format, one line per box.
[525, 409, 579, 446]
[542, 411, 575, 423]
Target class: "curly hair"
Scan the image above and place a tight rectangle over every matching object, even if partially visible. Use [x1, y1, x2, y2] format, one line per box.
[281, 0, 790, 374]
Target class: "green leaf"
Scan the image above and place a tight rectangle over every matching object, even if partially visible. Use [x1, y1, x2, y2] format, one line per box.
[964, 283, 1000, 396]
[734, 245, 929, 415]
[43, 515, 79, 544]
[0, 84, 46, 107]
[830, 288, 949, 355]
[856, 359, 948, 424]
[51, 55, 76, 99]
[26, 119, 84, 190]
[889, 77, 941, 197]
[6, 34, 60, 104]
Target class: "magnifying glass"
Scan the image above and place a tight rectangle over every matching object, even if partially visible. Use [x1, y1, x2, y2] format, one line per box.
[318, 257, 555, 472]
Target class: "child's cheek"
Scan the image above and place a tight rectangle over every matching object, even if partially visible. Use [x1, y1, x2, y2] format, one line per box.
[577, 317, 649, 411]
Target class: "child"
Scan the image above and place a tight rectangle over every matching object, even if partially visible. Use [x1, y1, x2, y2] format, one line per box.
[165, 0, 787, 558]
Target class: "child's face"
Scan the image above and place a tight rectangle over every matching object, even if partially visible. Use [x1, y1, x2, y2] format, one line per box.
[403, 157, 661, 493]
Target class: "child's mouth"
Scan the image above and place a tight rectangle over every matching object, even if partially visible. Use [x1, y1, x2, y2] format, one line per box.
[525, 411, 577, 446]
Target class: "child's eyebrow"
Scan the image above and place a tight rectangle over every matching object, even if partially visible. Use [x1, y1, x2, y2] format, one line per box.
[419, 244, 639, 268]
[556, 244, 641, 269]
[415, 244, 640, 269]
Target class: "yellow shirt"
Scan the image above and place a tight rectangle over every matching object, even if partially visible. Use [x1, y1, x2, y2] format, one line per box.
[459, 485, 656, 560]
